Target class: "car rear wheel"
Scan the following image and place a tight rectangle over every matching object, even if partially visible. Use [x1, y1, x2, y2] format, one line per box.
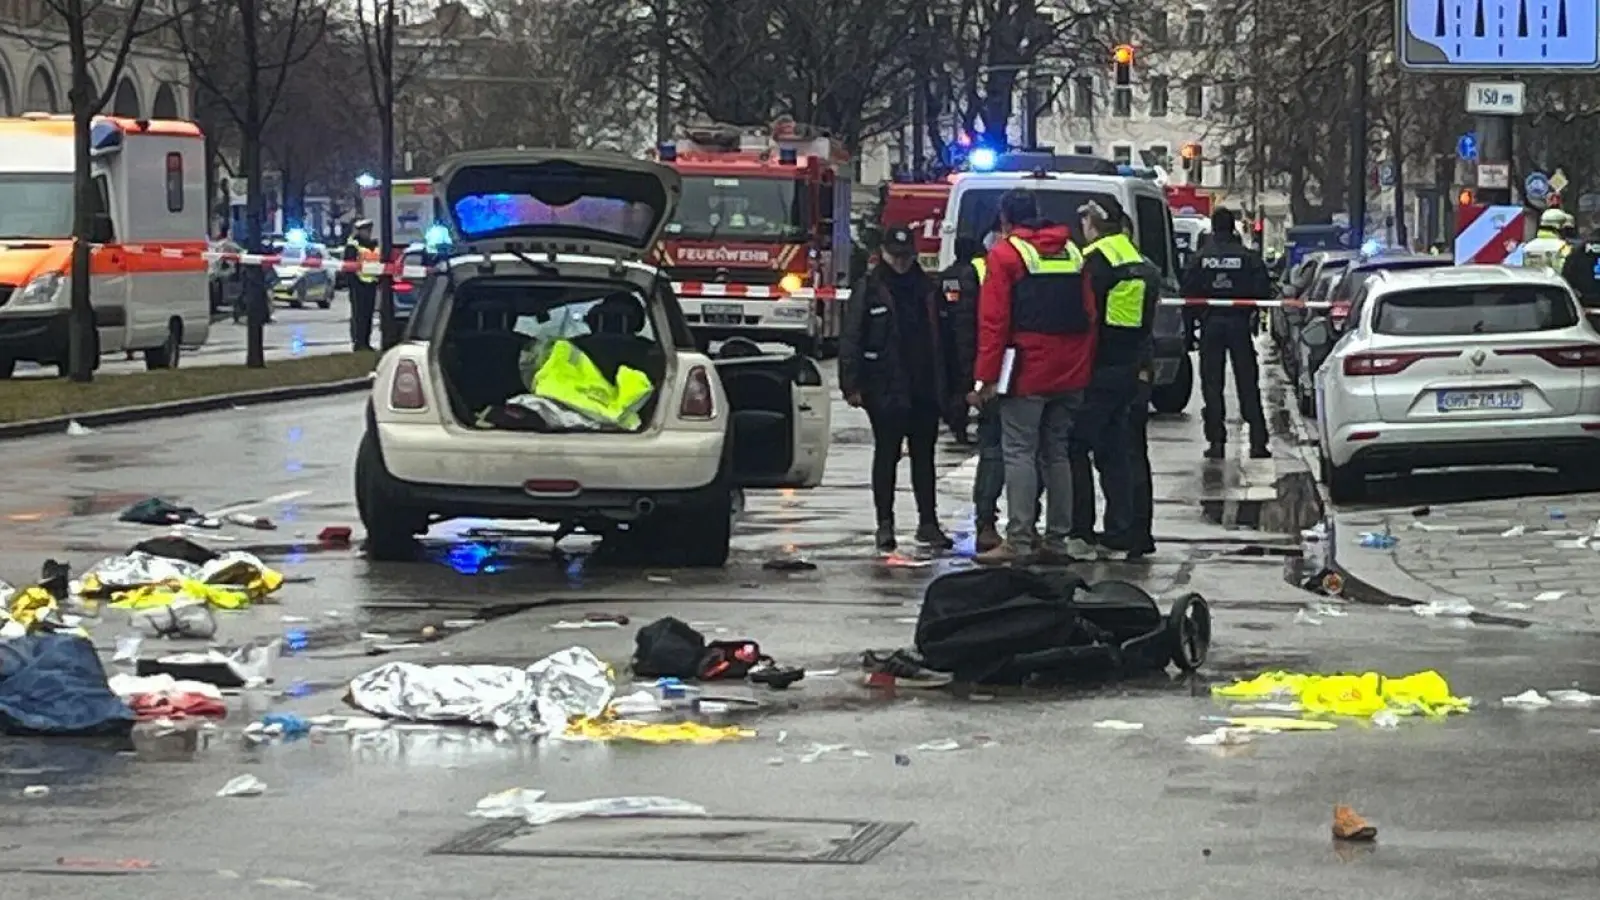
[356, 431, 427, 561]
[1150, 354, 1193, 414]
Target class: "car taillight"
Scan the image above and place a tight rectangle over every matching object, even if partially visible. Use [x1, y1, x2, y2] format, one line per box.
[1499, 345, 1600, 367]
[1343, 351, 1453, 376]
[389, 359, 427, 409]
[1330, 303, 1349, 322]
[680, 366, 714, 418]
[393, 280, 412, 294]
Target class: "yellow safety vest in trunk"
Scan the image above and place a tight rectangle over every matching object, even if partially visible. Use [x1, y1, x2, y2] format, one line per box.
[530, 339, 653, 430]
[1085, 233, 1149, 328]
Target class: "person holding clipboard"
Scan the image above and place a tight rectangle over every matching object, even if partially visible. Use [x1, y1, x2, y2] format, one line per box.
[969, 190, 1099, 565]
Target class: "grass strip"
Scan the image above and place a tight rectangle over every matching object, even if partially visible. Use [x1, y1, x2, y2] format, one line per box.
[0, 351, 378, 424]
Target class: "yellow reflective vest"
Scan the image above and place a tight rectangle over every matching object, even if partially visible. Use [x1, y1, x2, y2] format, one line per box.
[1521, 228, 1570, 273]
[530, 339, 653, 430]
[1085, 232, 1150, 328]
[347, 238, 380, 284]
[972, 257, 987, 283]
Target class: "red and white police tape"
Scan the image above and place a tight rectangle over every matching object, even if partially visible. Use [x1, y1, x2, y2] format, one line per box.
[105, 246, 1325, 308]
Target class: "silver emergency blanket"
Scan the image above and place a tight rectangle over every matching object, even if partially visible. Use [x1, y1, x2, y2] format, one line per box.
[504, 394, 615, 431]
[345, 646, 614, 735]
[76, 549, 277, 592]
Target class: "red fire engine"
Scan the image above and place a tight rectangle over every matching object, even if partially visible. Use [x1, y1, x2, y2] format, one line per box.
[878, 181, 951, 271]
[653, 119, 854, 356]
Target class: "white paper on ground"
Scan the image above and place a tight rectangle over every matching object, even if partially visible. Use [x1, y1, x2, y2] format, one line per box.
[1501, 690, 1552, 708]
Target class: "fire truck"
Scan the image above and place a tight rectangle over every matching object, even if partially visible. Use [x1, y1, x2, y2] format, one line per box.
[879, 181, 951, 271]
[653, 120, 854, 356]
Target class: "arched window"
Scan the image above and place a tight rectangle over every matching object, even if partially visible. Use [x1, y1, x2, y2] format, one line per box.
[152, 82, 180, 118]
[26, 65, 58, 113]
[0, 66, 13, 116]
[112, 77, 141, 117]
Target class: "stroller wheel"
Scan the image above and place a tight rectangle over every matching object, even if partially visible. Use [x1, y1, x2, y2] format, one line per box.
[1167, 593, 1211, 671]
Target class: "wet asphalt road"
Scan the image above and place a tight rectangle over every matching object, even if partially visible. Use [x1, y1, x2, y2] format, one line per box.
[2, 356, 1598, 899]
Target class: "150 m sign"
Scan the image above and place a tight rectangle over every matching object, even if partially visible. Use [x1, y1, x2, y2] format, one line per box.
[1466, 81, 1525, 115]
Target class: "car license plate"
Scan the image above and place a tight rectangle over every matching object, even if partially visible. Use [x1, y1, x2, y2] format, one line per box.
[1436, 389, 1523, 411]
[703, 303, 743, 324]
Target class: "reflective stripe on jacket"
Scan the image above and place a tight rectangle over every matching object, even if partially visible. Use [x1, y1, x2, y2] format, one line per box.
[1522, 229, 1570, 273]
[530, 339, 653, 430]
[972, 257, 987, 283]
[1085, 232, 1148, 328]
[1006, 234, 1089, 336]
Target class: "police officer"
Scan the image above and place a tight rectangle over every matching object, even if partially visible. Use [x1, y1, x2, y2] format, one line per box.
[940, 238, 984, 444]
[344, 219, 380, 351]
[1522, 209, 1572, 274]
[1181, 207, 1272, 460]
[1561, 225, 1600, 311]
[1069, 202, 1159, 560]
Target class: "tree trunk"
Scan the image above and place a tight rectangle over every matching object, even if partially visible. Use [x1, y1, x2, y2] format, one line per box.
[67, 8, 95, 383]
[377, 1, 398, 350]
[242, 0, 267, 367]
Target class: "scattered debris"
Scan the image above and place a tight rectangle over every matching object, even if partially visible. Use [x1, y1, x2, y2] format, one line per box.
[1358, 530, 1397, 549]
[255, 877, 316, 890]
[1501, 524, 1526, 537]
[914, 738, 962, 751]
[894, 753, 911, 766]
[1495, 601, 1532, 612]
[224, 513, 275, 530]
[22, 785, 50, 798]
[1412, 598, 1474, 618]
[1503, 688, 1596, 707]
[1186, 727, 1250, 747]
[763, 557, 817, 572]
[1533, 590, 1568, 602]
[1332, 805, 1377, 842]
[1370, 710, 1400, 729]
[470, 789, 708, 827]
[1410, 506, 1430, 517]
[216, 775, 266, 797]
[317, 526, 352, 546]
[1501, 690, 1552, 709]
[1214, 669, 1470, 719]
[548, 619, 623, 631]
[1092, 719, 1144, 731]
[1548, 689, 1597, 705]
[65, 420, 93, 436]
[1294, 610, 1322, 626]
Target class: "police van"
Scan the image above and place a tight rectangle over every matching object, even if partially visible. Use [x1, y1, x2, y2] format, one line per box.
[937, 153, 1192, 414]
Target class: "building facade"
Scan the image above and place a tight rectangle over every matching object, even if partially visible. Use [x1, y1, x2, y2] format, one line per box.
[0, 0, 190, 120]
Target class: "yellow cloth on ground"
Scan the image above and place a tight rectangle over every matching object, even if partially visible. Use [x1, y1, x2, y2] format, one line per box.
[2, 586, 88, 637]
[564, 717, 753, 744]
[1213, 670, 1469, 719]
[109, 579, 254, 611]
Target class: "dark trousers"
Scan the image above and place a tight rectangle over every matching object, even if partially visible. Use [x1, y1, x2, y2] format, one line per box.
[1068, 363, 1143, 548]
[1199, 313, 1266, 447]
[866, 403, 940, 527]
[973, 407, 1004, 527]
[349, 282, 377, 350]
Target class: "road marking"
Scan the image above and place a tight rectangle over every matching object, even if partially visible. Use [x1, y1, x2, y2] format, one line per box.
[209, 489, 312, 517]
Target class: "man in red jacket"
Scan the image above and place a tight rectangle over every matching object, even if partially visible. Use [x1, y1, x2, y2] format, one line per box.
[970, 189, 1099, 564]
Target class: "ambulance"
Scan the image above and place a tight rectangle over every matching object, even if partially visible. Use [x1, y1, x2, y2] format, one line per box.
[0, 115, 210, 378]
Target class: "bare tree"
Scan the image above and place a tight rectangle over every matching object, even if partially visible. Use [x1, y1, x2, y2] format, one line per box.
[2, 1, 185, 381]
[268, 21, 377, 228]
[175, 0, 327, 367]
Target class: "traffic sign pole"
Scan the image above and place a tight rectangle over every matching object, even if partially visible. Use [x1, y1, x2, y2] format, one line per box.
[1475, 115, 1515, 206]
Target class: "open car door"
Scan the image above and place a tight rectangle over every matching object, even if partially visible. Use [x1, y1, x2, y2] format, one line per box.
[714, 354, 831, 489]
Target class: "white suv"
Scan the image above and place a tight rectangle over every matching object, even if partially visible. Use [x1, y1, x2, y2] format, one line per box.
[1313, 265, 1600, 502]
[356, 150, 832, 566]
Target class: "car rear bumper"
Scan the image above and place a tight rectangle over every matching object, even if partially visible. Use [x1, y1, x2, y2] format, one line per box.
[1328, 417, 1600, 469]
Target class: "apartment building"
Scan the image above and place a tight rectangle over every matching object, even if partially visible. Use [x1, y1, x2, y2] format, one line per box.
[0, 0, 189, 119]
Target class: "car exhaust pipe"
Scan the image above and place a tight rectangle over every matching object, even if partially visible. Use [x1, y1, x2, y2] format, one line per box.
[633, 497, 656, 517]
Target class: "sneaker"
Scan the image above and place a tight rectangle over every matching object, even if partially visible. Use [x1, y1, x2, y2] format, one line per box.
[1249, 444, 1271, 459]
[874, 524, 897, 555]
[974, 523, 1002, 553]
[915, 522, 954, 550]
[861, 649, 954, 689]
[1065, 537, 1097, 560]
[1204, 443, 1226, 460]
[974, 540, 1030, 566]
[1332, 805, 1377, 842]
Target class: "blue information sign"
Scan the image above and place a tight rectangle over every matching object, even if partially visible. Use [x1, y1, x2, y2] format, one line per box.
[1399, 0, 1600, 70]
[1525, 171, 1551, 201]
[1457, 131, 1478, 160]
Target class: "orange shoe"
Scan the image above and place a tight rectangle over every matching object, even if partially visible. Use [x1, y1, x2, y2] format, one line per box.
[1332, 805, 1377, 841]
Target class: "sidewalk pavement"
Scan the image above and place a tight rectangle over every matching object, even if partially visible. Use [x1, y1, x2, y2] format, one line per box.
[1330, 495, 1600, 632]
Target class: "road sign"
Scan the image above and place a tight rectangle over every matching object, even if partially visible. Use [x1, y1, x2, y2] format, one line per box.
[1378, 162, 1396, 187]
[1457, 131, 1478, 160]
[1477, 163, 1511, 188]
[1398, 1, 1600, 71]
[1454, 204, 1528, 264]
[1550, 168, 1570, 192]
[1465, 80, 1526, 114]
[1526, 170, 1552, 202]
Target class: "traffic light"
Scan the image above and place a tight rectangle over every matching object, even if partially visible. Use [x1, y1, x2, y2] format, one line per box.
[1457, 188, 1474, 207]
[1113, 44, 1133, 87]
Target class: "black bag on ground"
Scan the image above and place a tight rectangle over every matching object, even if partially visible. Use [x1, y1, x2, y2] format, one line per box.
[913, 567, 1118, 685]
[632, 617, 706, 679]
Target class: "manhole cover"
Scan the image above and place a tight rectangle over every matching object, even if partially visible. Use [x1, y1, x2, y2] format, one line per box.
[431, 815, 912, 865]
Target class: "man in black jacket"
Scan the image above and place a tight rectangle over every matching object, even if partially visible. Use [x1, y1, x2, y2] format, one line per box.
[839, 225, 961, 554]
[1181, 207, 1273, 459]
[939, 238, 984, 443]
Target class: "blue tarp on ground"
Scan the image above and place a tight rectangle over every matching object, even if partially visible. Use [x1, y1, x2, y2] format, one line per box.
[0, 633, 135, 736]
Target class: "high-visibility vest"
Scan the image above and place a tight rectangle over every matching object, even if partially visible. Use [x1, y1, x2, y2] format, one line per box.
[529, 339, 653, 430]
[1085, 232, 1150, 329]
[1521, 229, 1570, 273]
[972, 257, 987, 283]
[1005, 234, 1088, 335]
[347, 239, 380, 283]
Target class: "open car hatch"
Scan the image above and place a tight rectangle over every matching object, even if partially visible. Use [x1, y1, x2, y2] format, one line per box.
[434, 149, 681, 260]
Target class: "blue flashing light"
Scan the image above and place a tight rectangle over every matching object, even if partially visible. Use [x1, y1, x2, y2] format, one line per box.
[1359, 238, 1383, 258]
[284, 227, 308, 246]
[657, 142, 677, 161]
[424, 223, 451, 250]
[969, 147, 997, 171]
[778, 146, 798, 165]
[89, 120, 124, 152]
[355, 173, 379, 189]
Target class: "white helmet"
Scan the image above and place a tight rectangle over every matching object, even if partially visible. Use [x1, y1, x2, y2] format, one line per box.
[1539, 208, 1572, 228]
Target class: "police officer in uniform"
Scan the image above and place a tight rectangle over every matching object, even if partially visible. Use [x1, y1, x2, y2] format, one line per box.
[1522, 209, 1572, 274]
[343, 219, 380, 351]
[1561, 225, 1600, 313]
[1069, 201, 1160, 560]
[940, 238, 984, 444]
[1181, 207, 1272, 460]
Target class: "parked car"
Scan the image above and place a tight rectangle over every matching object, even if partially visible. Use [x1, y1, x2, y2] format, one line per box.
[358, 149, 832, 567]
[1312, 265, 1600, 503]
[268, 236, 336, 308]
[1274, 250, 1354, 359]
[1286, 266, 1347, 414]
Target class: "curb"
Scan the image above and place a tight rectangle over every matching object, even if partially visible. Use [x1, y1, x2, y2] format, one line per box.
[0, 376, 373, 441]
